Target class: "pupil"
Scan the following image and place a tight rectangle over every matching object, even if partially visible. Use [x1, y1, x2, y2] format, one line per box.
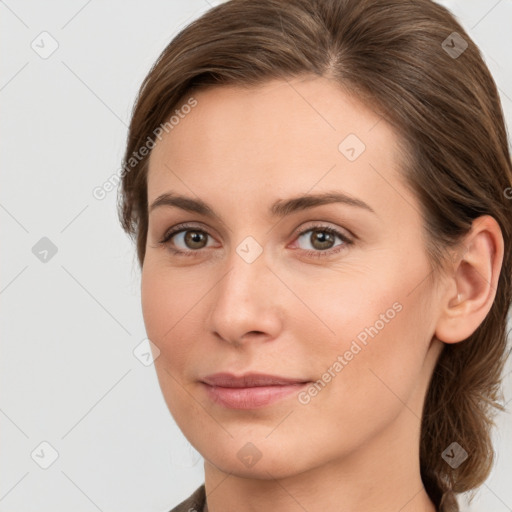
[187, 231, 205, 248]
[314, 230, 333, 249]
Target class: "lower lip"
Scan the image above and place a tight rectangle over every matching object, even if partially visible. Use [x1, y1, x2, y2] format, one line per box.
[201, 382, 309, 409]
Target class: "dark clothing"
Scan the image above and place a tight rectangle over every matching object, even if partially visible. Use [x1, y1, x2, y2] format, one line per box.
[169, 484, 206, 512]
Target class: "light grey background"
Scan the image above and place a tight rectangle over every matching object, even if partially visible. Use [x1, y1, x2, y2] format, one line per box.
[1, 1, 511, 511]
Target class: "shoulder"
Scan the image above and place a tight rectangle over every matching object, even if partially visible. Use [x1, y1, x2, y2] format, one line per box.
[168, 484, 206, 512]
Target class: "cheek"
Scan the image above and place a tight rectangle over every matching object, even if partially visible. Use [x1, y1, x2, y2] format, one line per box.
[287, 267, 402, 357]
[293, 303, 430, 458]
[141, 262, 206, 376]
[141, 260, 191, 336]
[141, 265, 183, 360]
[141, 265, 202, 422]
[323, 287, 432, 425]
[301, 259, 432, 397]
[141, 266, 166, 341]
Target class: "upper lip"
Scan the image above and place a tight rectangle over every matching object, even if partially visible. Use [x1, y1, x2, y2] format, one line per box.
[201, 372, 309, 388]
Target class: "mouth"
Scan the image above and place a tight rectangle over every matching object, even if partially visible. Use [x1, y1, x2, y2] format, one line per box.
[200, 372, 311, 409]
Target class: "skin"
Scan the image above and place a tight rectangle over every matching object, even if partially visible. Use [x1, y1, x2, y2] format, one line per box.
[142, 75, 504, 512]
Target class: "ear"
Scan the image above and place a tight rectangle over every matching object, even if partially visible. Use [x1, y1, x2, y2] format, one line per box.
[434, 215, 504, 344]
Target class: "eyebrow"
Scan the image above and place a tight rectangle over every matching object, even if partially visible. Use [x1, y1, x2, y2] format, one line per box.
[148, 191, 376, 218]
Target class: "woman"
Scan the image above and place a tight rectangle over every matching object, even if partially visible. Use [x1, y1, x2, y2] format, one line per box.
[117, 0, 512, 511]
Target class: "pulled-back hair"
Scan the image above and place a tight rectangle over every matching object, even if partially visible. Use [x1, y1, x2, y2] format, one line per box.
[117, 1, 512, 510]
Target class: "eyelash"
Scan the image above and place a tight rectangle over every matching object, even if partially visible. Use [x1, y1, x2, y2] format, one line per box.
[157, 222, 354, 259]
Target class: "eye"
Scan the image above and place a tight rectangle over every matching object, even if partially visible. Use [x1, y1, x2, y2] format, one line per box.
[158, 222, 354, 258]
[292, 224, 353, 258]
[158, 223, 216, 256]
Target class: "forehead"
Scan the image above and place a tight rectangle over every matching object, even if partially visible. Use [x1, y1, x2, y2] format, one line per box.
[146, 76, 411, 222]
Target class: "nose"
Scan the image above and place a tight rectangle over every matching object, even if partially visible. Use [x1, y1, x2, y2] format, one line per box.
[207, 247, 284, 346]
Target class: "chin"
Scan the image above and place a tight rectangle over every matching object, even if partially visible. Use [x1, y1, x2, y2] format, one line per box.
[199, 432, 326, 479]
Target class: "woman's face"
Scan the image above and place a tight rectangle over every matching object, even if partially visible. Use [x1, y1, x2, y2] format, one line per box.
[142, 76, 445, 478]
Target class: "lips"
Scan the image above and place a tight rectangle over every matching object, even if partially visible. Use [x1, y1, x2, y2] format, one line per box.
[201, 372, 309, 387]
[200, 372, 311, 409]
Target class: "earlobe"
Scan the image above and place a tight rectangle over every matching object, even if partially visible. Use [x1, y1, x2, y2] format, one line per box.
[434, 215, 504, 345]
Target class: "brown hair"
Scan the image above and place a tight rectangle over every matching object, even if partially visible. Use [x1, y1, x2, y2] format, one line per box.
[117, 0, 512, 510]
